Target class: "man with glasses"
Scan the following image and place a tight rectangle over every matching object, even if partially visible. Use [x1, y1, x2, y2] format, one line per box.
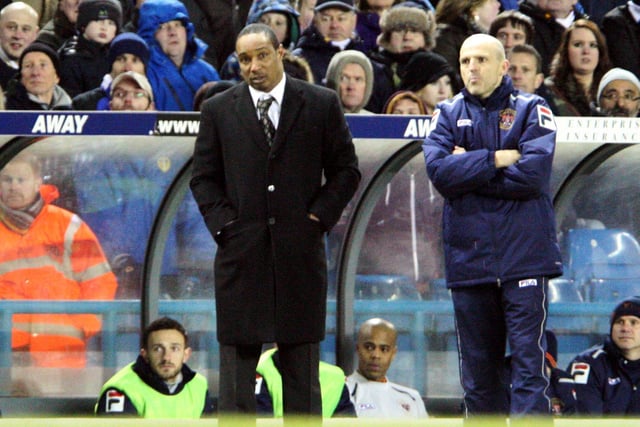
[109, 70, 155, 111]
[596, 67, 640, 117]
[136, 0, 220, 111]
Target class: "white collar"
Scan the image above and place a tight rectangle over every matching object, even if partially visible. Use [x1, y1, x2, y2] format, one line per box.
[555, 10, 575, 29]
[628, 1, 640, 23]
[249, 73, 286, 108]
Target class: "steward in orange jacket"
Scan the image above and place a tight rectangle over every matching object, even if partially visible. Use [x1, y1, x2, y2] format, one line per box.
[0, 154, 118, 367]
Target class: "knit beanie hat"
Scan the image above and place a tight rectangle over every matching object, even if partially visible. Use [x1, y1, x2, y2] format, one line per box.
[77, 0, 123, 33]
[378, 6, 435, 50]
[19, 42, 61, 77]
[399, 51, 454, 92]
[597, 67, 640, 106]
[108, 32, 150, 68]
[325, 50, 374, 112]
[610, 296, 640, 329]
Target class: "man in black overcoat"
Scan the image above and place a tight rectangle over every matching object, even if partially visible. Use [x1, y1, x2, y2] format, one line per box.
[190, 23, 360, 421]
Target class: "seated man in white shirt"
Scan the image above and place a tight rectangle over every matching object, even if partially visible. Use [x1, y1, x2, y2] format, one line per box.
[346, 317, 428, 418]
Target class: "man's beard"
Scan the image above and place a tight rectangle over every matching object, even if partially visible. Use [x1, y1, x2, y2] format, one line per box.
[607, 105, 632, 117]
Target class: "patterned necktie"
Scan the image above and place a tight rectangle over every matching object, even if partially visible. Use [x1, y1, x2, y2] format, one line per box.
[257, 96, 276, 146]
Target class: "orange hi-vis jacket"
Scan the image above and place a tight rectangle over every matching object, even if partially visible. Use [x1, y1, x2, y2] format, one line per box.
[0, 185, 118, 367]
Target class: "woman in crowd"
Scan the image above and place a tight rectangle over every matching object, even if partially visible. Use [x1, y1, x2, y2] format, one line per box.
[432, 0, 500, 74]
[399, 50, 459, 114]
[368, 5, 436, 112]
[383, 90, 427, 115]
[544, 19, 612, 116]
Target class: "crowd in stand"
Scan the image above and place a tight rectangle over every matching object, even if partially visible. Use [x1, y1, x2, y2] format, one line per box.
[0, 0, 636, 116]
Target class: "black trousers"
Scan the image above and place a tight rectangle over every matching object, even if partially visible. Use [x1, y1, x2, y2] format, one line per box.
[218, 341, 322, 416]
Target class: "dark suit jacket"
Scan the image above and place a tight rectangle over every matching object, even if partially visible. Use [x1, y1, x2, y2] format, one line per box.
[190, 75, 360, 345]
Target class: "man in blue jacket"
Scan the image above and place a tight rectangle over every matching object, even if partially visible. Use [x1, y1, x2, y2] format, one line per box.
[569, 296, 640, 415]
[422, 34, 562, 419]
[137, 0, 220, 111]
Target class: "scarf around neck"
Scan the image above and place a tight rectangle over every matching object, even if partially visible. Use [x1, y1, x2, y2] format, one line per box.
[0, 193, 44, 234]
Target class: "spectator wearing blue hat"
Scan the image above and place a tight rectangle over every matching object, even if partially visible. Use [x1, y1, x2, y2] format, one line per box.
[137, 0, 220, 111]
[73, 32, 150, 110]
[569, 296, 640, 415]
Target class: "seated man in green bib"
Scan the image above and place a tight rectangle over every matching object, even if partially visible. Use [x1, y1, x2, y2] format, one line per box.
[255, 347, 355, 417]
[95, 317, 215, 418]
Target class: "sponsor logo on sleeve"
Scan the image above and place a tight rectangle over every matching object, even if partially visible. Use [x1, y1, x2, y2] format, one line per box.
[571, 362, 591, 384]
[429, 109, 440, 133]
[106, 390, 125, 413]
[537, 105, 556, 131]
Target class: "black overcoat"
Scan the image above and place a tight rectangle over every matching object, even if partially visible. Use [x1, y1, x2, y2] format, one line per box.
[190, 76, 360, 345]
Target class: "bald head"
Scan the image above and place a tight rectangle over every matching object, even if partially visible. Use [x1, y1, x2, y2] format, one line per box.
[459, 34, 509, 99]
[0, 2, 39, 60]
[462, 33, 506, 62]
[356, 318, 398, 381]
[358, 318, 398, 344]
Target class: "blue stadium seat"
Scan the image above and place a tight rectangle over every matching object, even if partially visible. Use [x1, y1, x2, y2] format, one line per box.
[354, 274, 421, 300]
[565, 228, 640, 302]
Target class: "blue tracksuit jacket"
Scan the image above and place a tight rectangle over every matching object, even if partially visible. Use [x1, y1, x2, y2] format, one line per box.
[569, 338, 640, 415]
[422, 75, 563, 288]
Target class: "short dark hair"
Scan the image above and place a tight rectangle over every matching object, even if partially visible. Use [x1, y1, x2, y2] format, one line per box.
[141, 317, 189, 349]
[509, 44, 543, 75]
[489, 10, 535, 44]
[237, 23, 279, 50]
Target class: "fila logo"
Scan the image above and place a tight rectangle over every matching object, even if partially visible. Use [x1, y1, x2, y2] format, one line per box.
[106, 389, 125, 413]
[537, 105, 556, 131]
[519, 279, 538, 288]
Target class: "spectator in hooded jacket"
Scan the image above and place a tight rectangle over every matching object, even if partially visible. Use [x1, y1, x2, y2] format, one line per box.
[58, 0, 123, 98]
[5, 41, 72, 110]
[220, 0, 300, 82]
[0, 152, 118, 367]
[569, 296, 640, 415]
[355, 0, 401, 55]
[325, 49, 375, 114]
[72, 32, 149, 110]
[137, 0, 220, 111]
